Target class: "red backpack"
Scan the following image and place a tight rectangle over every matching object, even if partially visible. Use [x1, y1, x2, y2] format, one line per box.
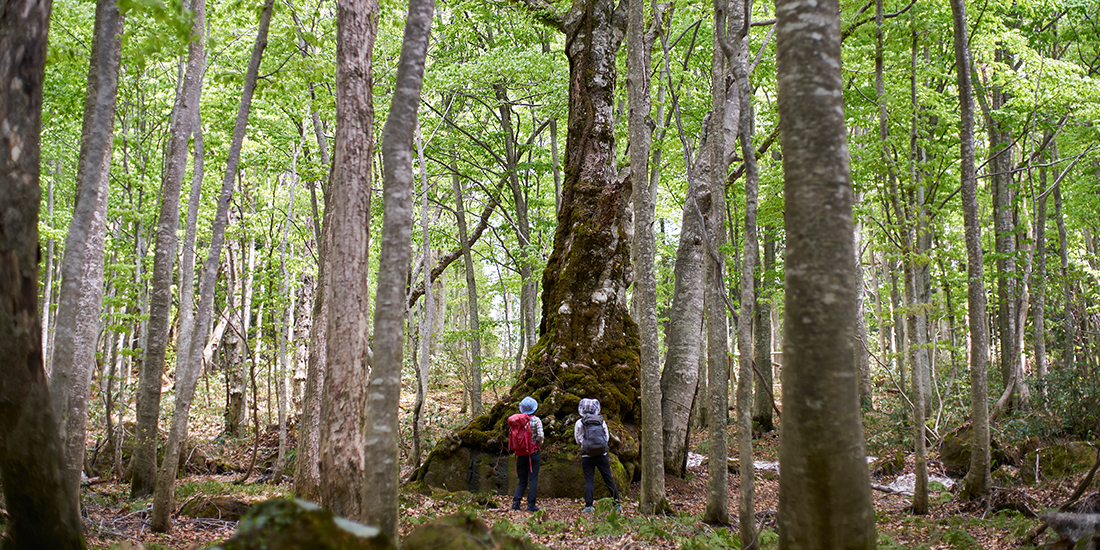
[507, 413, 537, 457]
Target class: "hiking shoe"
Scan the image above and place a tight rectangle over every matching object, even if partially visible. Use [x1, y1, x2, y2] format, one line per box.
[582, 506, 594, 514]
[614, 504, 622, 513]
[511, 502, 521, 511]
[527, 506, 540, 512]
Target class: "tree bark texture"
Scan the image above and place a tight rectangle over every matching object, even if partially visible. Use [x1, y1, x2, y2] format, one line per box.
[659, 143, 710, 476]
[703, 10, 731, 526]
[452, 168, 484, 415]
[294, 108, 334, 501]
[319, 0, 379, 522]
[0, 1, 87, 544]
[130, 0, 204, 494]
[153, 0, 267, 529]
[728, 0, 758, 541]
[627, 0, 666, 515]
[775, 0, 876, 546]
[47, 0, 123, 503]
[366, 0, 431, 538]
[951, 0, 992, 499]
[413, 0, 642, 500]
[753, 227, 774, 431]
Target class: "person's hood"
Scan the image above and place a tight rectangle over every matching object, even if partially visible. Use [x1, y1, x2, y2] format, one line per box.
[578, 398, 601, 416]
[519, 396, 538, 415]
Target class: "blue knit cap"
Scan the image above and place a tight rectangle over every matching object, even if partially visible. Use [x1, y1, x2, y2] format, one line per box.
[519, 396, 538, 415]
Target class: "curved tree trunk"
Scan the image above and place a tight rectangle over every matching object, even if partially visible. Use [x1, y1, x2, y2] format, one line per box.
[48, 0, 123, 504]
[659, 150, 709, 476]
[152, 0, 270, 530]
[774, 0, 876, 545]
[365, 0, 432, 538]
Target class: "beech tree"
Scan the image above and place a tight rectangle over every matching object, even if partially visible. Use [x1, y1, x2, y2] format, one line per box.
[774, 0, 875, 545]
[47, 0, 123, 505]
[0, 1, 87, 546]
[364, 0, 433, 538]
[319, 0, 379, 521]
[952, 0, 992, 500]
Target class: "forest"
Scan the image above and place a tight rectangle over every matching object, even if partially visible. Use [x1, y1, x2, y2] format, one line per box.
[1, 0, 1100, 546]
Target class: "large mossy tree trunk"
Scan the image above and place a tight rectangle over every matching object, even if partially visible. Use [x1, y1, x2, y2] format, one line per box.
[412, 0, 639, 499]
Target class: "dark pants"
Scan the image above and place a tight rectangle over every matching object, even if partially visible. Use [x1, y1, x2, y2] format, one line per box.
[513, 451, 540, 510]
[582, 454, 619, 507]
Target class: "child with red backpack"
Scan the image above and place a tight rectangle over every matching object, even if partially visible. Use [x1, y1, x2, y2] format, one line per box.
[508, 396, 544, 512]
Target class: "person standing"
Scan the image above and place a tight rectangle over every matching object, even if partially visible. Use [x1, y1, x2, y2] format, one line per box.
[509, 396, 544, 512]
[574, 398, 621, 513]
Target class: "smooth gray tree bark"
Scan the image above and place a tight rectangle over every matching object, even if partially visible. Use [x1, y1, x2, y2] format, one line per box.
[753, 228, 774, 431]
[452, 167, 484, 416]
[628, 0, 667, 515]
[727, 0, 758, 541]
[130, 0, 207, 497]
[703, 7, 731, 524]
[774, 0, 876, 545]
[152, 0, 271, 530]
[0, 3, 87, 545]
[950, 0, 992, 500]
[365, 0, 432, 538]
[47, 0, 123, 504]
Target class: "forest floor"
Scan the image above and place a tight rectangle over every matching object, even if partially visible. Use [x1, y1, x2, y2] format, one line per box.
[74, 386, 1080, 549]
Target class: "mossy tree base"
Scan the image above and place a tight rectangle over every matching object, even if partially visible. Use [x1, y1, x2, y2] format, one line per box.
[413, 0, 639, 503]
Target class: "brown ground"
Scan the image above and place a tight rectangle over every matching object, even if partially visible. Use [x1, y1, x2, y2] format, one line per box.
[74, 387, 1084, 549]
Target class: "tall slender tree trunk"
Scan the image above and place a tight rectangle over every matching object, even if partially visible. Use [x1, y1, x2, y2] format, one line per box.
[452, 165, 484, 415]
[1055, 184, 1073, 369]
[1032, 140, 1051, 387]
[753, 228, 774, 431]
[774, 0, 875, 544]
[495, 84, 538, 359]
[365, 0, 432, 538]
[295, 181, 331, 500]
[412, 127, 432, 469]
[0, 3, 87, 545]
[951, 0, 992, 499]
[273, 171, 297, 483]
[152, 0, 270, 530]
[131, 0, 207, 496]
[47, 0, 123, 504]
[319, 0, 379, 521]
[703, 6, 731, 524]
[628, 0, 666, 514]
[728, 0, 758, 540]
[293, 51, 335, 499]
[42, 166, 56, 372]
[659, 136, 709, 475]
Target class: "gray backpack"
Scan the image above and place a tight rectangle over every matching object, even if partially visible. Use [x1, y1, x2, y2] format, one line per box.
[581, 414, 608, 456]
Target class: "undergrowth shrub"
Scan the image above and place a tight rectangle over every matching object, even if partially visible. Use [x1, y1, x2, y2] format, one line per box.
[1028, 366, 1100, 440]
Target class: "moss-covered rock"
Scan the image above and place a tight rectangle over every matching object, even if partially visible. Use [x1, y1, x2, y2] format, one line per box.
[180, 497, 251, 521]
[937, 424, 1010, 478]
[870, 452, 906, 478]
[1021, 442, 1097, 484]
[207, 498, 393, 550]
[403, 512, 539, 550]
